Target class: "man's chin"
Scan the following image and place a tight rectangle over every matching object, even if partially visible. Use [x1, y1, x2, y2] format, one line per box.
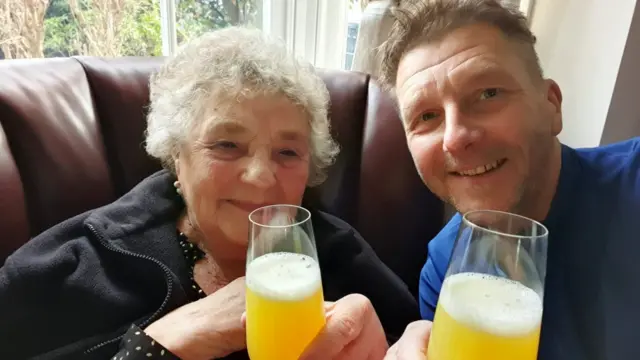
[450, 197, 517, 215]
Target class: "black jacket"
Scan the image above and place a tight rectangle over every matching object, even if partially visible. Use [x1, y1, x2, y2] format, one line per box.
[0, 170, 420, 359]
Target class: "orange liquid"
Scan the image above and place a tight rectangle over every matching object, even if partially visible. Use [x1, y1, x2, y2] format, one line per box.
[428, 273, 542, 360]
[245, 252, 325, 360]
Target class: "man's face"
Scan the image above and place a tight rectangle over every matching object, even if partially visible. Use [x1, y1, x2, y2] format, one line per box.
[395, 24, 563, 215]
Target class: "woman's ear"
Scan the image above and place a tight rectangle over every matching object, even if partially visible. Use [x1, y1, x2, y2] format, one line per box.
[174, 155, 181, 178]
[173, 156, 184, 196]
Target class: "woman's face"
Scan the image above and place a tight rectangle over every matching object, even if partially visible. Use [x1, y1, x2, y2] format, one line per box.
[175, 95, 311, 260]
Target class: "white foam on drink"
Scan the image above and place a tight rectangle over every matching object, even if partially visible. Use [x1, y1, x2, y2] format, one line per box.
[246, 252, 322, 301]
[439, 272, 543, 337]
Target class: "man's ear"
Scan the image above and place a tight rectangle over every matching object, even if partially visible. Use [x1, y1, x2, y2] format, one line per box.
[544, 79, 563, 136]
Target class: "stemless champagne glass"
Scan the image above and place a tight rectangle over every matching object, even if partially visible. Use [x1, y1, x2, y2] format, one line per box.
[428, 210, 548, 360]
[245, 205, 325, 360]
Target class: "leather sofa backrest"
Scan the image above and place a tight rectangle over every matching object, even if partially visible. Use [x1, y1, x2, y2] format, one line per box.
[0, 56, 443, 296]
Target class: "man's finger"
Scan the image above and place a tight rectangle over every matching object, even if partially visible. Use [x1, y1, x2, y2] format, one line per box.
[401, 320, 432, 345]
[384, 320, 432, 360]
[300, 294, 371, 360]
[335, 313, 388, 360]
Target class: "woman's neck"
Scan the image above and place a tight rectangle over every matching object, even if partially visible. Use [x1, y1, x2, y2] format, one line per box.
[193, 256, 244, 294]
[177, 212, 245, 294]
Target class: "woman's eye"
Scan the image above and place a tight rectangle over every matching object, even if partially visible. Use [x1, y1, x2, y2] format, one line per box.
[479, 88, 500, 100]
[420, 112, 439, 121]
[213, 141, 238, 150]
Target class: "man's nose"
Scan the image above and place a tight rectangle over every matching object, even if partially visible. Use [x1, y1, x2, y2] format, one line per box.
[442, 108, 483, 154]
[242, 153, 277, 189]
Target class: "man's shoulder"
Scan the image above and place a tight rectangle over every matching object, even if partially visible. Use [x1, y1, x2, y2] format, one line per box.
[577, 136, 640, 154]
[418, 213, 461, 320]
[427, 212, 462, 262]
[572, 137, 640, 173]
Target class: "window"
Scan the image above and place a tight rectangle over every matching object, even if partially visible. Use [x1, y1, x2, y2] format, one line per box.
[345, 0, 363, 70]
[176, 0, 260, 46]
[0, 0, 358, 70]
[1, 0, 163, 59]
[502, 0, 535, 18]
[519, 0, 535, 19]
[345, 22, 360, 70]
[260, 0, 350, 70]
[0, 0, 263, 60]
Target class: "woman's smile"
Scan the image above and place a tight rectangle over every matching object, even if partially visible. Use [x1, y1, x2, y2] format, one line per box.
[226, 200, 271, 213]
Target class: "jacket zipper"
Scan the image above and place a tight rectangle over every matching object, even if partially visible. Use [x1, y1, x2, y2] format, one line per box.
[84, 224, 176, 355]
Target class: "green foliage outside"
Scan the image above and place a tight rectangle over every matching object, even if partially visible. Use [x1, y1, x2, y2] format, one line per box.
[42, 0, 257, 58]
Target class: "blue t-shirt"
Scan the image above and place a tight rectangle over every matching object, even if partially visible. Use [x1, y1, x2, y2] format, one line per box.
[420, 137, 640, 360]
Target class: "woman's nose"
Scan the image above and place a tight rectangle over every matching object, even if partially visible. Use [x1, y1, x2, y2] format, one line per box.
[242, 155, 276, 189]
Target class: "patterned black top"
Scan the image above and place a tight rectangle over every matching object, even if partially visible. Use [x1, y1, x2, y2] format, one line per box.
[111, 232, 206, 359]
[178, 232, 207, 299]
[113, 324, 180, 359]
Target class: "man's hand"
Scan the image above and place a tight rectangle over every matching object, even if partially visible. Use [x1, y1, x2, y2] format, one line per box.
[299, 294, 389, 360]
[384, 320, 433, 360]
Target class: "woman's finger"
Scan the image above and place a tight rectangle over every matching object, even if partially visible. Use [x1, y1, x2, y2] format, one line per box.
[324, 300, 336, 315]
[241, 311, 246, 328]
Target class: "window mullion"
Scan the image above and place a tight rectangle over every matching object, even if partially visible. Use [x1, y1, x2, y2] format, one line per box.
[160, 0, 178, 56]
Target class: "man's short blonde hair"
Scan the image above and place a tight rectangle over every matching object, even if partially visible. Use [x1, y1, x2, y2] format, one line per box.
[378, 0, 542, 92]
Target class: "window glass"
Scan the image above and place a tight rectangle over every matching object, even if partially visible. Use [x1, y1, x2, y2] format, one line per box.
[176, 0, 261, 46]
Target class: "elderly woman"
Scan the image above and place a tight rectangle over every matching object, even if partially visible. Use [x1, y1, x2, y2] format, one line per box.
[0, 27, 419, 360]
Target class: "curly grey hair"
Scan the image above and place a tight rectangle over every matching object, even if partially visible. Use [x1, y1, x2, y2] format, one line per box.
[145, 26, 340, 187]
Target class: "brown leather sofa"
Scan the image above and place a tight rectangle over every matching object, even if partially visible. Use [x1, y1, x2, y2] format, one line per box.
[0, 56, 444, 297]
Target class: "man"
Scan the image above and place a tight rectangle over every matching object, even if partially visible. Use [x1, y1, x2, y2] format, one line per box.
[376, 0, 639, 359]
[304, 0, 640, 359]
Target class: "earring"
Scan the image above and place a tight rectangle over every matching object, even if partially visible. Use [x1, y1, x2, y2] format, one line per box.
[174, 180, 182, 195]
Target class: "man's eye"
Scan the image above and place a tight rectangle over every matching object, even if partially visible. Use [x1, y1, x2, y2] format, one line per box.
[479, 88, 500, 100]
[421, 112, 439, 121]
[279, 149, 299, 157]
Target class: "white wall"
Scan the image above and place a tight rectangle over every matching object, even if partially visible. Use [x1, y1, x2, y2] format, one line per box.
[530, 0, 637, 148]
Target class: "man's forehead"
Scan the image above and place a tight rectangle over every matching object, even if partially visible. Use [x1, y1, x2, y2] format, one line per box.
[395, 24, 513, 91]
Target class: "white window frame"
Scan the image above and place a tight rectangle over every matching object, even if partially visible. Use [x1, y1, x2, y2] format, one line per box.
[262, 0, 349, 69]
[159, 0, 178, 56]
[519, 0, 536, 19]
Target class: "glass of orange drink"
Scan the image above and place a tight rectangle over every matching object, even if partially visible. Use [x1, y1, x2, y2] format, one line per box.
[245, 205, 325, 360]
[428, 210, 548, 360]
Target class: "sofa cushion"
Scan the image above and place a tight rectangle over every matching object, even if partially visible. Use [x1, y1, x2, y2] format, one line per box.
[0, 58, 115, 245]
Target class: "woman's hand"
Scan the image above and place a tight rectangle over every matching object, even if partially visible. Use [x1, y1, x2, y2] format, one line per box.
[144, 277, 246, 360]
[299, 294, 389, 360]
[384, 320, 433, 360]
